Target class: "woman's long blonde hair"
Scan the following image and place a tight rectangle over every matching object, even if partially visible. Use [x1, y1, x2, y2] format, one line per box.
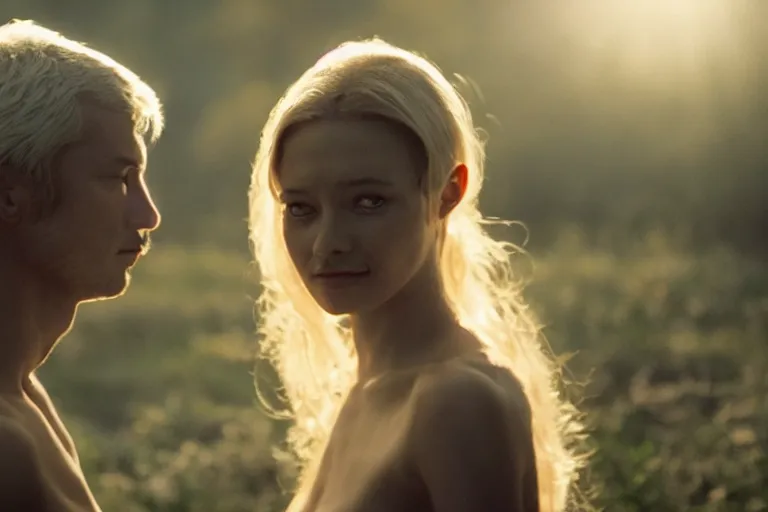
[249, 38, 586, 511]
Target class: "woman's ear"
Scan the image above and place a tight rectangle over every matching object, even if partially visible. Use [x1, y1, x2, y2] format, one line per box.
[438, 164, 468, 219]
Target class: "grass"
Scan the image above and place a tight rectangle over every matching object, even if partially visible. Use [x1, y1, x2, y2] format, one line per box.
[40, 232, 767, 511]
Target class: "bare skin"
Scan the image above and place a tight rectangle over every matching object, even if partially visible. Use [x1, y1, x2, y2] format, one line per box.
[0, 104, 161, 510]
[0, 375, 97, 511]
[302, 345, 540, 512]
[278, 118, 540, 511]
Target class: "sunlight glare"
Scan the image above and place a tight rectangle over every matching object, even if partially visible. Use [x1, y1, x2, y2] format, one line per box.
[572, 0, 742, 80]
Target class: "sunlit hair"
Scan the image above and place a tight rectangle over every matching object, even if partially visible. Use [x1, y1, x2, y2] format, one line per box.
[249, 38, 586, 511]
[0, 19, 163, 195]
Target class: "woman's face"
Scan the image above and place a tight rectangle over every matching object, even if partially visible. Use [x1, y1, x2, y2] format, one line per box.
[276, 117, 438, 315]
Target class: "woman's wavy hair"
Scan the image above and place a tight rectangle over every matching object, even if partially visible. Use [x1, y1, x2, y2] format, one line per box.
[249, 38, 587, 511]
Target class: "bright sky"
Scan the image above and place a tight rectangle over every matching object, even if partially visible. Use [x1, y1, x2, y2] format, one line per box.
[566, 0, 748, 85]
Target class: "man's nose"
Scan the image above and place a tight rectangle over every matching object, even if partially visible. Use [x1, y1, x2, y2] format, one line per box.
[127, 184, 161, 231]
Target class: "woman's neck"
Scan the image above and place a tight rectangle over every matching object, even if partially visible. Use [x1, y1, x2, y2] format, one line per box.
[350, 263, 476, 384]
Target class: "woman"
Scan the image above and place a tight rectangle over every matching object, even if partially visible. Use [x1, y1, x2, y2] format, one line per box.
[249, 39, 586, 511]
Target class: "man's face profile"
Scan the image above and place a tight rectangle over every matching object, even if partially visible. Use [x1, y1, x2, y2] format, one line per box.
[1, 104, 162, 302]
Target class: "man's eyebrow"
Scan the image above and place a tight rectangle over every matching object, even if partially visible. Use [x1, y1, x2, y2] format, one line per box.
[114, 156, 145, 172]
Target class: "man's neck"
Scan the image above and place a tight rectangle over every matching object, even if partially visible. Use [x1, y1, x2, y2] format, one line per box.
[0, 260, 77, 395]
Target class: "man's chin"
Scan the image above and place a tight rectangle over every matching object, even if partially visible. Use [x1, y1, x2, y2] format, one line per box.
[78, 273, 131, 303]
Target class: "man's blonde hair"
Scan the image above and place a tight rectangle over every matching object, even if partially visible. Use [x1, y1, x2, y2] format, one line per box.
[0, 20, 163, 191]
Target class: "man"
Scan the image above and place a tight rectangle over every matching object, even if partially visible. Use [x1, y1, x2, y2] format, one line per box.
[0, 19, 164, 510]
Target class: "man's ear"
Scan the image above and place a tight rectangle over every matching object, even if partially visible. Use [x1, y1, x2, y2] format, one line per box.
[438, 163, 468, 219]
[0, 166, 33, 224]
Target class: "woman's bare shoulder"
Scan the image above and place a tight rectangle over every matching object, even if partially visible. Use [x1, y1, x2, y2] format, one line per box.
[404, 355, 536, 510]
[412, 352, 532, 425]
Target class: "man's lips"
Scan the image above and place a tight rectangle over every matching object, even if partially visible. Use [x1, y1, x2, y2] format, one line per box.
[117, 248, 146, 264]
[118, 247, 147, 256]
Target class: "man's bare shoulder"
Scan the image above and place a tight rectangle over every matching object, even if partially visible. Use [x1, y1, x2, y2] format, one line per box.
[0, 417, 48, 510]
[0, 416, 41, 472]
[25, 372, 79, 460]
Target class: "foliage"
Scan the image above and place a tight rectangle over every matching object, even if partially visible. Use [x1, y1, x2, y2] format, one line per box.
[2, 1, 765, 252]
[3, 1, 765, 509]
[40, 234, 767, 511]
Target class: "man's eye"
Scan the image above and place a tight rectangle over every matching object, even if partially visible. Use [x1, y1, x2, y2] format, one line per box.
[111, 174, 129, 190]
[117, 167, 135, 187]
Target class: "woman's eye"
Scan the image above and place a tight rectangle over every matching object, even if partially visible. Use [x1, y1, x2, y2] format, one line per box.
[356, 195, 386, 210]
[287, 203, 314, 217]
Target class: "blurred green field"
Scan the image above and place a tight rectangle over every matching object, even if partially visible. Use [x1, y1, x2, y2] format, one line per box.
[3, 2, 765, 510]
[39, 230, 767, 512]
